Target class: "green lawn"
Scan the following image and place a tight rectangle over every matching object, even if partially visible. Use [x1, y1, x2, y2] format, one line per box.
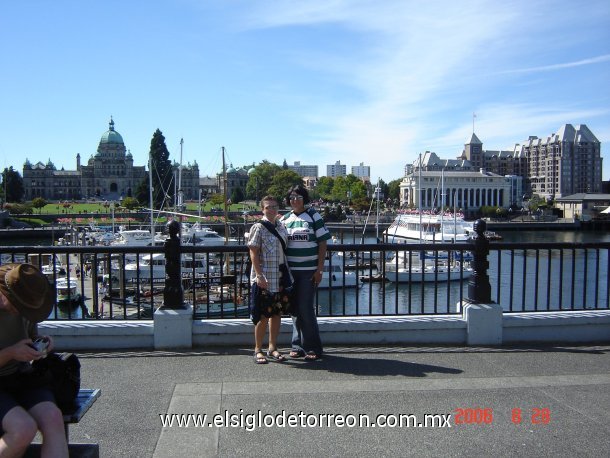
[33, 200, 260, 215]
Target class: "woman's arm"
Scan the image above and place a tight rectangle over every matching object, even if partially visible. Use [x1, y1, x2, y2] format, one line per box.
[249, 246, 268, 289]
[0, 339, 42, 367]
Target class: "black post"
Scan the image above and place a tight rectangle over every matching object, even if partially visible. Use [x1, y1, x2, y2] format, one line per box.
[162, 220, 185, 309]
[466, 219, 492, 304]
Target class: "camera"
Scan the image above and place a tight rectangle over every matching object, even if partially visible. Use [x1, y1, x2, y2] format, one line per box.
[31, 337, 49, 356]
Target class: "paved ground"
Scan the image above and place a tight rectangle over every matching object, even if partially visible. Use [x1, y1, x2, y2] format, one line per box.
[65, 343, 610, 457]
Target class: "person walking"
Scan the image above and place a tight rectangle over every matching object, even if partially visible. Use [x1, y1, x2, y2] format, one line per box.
[281, 185, 330, 361]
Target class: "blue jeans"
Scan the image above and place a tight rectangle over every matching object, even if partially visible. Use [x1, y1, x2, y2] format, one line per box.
[291, 270, 323, 355]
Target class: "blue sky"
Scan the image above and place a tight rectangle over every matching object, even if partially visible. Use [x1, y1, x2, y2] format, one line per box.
[1, 0, 609, 184]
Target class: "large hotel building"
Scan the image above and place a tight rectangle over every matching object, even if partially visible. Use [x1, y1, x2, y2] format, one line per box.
[400, 123, 602, 210]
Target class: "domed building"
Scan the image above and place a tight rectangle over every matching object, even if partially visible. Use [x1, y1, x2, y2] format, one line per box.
[23, 118, 200, 202]
[76, 117, 146, 200]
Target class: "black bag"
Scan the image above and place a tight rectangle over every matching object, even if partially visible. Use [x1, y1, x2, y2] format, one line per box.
[250, 282, 294, 323]
[32, 352, 81, 411]
[279, 263, 294, 293]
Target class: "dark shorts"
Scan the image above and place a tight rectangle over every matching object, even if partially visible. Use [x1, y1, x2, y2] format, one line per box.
[0, 372, 56, 434]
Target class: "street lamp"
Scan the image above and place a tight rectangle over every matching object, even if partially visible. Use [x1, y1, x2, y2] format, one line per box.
[198, 188, 203, 218]
[247, 167, 259, 206]
[111, 202, 116, 234]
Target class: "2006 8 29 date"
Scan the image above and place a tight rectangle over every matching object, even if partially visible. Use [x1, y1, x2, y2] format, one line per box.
[453, 408, 551, 425]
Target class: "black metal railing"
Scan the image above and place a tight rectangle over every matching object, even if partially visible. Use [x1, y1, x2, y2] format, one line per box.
[1, 237, 608, 321]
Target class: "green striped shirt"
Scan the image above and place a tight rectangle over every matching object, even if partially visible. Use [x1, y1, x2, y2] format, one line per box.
[281, 208, 331, 270]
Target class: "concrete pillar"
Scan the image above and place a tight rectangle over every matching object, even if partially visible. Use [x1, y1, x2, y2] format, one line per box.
[154, 304, 193, 349]
[461, 302, 503, 345]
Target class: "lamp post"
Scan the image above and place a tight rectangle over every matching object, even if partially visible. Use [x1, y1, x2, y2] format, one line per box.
[198, 188, 203, 218]
[247, 167, 259, 206]
[111, 202, 116, 234]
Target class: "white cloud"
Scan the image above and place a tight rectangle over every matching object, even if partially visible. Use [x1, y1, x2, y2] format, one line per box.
[500, 55, 610, 75]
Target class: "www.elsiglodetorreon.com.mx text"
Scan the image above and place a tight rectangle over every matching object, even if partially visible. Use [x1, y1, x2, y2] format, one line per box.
[159, 410, 452, 431]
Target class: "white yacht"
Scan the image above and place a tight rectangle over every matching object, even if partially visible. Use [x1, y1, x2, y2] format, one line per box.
[385, 250, 472, 283]
[182, 223, 239, 246]
[55, 278, 82, 307]
[319, 252, 359, 289]
[384, 211, 473, 244]
[111, 229, 166, 247]
[121, 253, 217, 282]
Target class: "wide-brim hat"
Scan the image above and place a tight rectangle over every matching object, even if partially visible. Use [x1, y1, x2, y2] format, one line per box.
[0, 263, 54, 323]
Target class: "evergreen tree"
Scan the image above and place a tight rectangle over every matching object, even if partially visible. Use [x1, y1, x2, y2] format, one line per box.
[136, 129, 174, 209]
[1, 167, 24, 203]
[231, 187, 245, 204]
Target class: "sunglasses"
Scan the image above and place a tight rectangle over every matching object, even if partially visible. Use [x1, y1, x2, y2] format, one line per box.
[289, 195, 304, 201]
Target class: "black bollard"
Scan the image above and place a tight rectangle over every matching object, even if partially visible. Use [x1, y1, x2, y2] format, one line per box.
[162, 220, 185, 309]
[466, 219, 492, 304]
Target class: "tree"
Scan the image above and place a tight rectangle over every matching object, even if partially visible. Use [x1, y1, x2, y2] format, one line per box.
[377, 179, 389, 201]
[387, 179, 401, 201]
[315, 176, 334, 201]
[230, 187, 245, 204]
[527, 194, 545, 213]
[31, 197, 47, 214]
[330, 176, 346, 202]
[207, 193, 225, 206]
[121, 196, 140, 211]
[1, 167, 24, 203]
[136, 129, 174, 209]
[344, 175, 366, 202]
[267, 169, 303, 201]
[246, 161, 282, 200]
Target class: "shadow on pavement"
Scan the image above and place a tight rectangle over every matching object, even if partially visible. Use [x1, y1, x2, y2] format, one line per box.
[283, 354, 463, 377]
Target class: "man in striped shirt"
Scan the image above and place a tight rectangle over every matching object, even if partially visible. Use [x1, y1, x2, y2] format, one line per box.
[281, 185, 331, 361]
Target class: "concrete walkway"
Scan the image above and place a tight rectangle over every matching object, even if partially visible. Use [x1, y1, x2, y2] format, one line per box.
[66, 344, 610, 457]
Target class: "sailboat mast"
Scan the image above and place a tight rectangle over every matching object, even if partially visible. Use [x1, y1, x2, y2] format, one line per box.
[454, 190, 457, 242]
[177, 138, 184, 210]
[418, 153, 422, 242]
[149, 152, 154, 245]
[440, 168, 444, 242]
[375, 179, 380, 241]
[222, 147, 229, 244]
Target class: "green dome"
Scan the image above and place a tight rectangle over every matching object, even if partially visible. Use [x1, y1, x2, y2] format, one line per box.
[100, 117, 124, 145]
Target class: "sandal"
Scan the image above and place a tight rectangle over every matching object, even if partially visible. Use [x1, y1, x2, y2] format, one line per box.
[254, 351, 268, 364]
[289, 350, 304, 358]
[304, 351, 320, 361]
[267, 350, 286, 362]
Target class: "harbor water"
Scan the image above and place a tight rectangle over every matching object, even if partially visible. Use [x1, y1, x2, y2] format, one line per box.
[3, 229, 610, 318]
[318, 230, 610, 316]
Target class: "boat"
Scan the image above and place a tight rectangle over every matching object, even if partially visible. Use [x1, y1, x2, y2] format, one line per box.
[385, 252, 471, 283]
[82, 223, 115, 245]
[39, 254, 67, 280]
[360, 273, 387, 283]
[319, 252, 359, 289]
[181, 223, 239, 246]
[55, 278, 82, 308]
[384, 157, 473, 283]
[484, 230, 503, 241]
[111, 229, 166, 247]
[120, 253, 218, 282]
[384, 211, 473, 243]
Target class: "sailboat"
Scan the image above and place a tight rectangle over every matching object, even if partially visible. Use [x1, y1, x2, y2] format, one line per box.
[384, 155, 473, 283]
